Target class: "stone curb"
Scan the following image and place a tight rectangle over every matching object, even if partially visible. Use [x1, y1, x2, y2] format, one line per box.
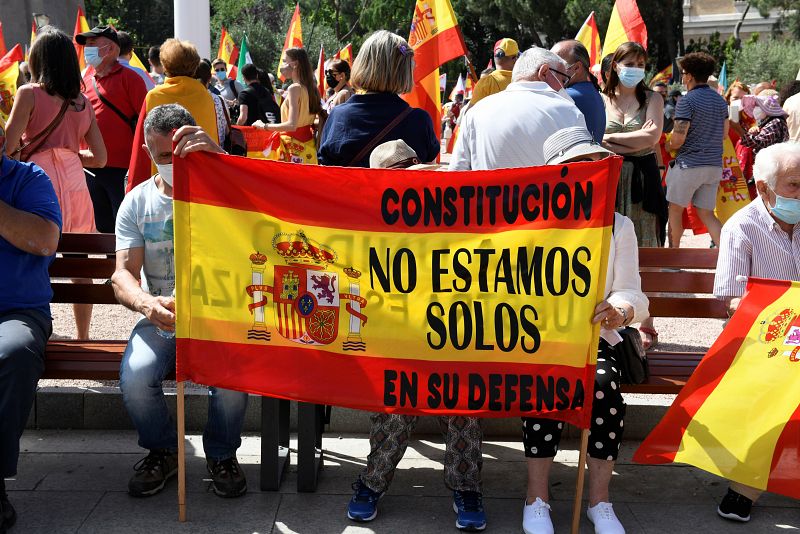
[29, 387, 671, 439]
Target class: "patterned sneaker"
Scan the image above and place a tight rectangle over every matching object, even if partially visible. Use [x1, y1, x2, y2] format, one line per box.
[347, 479, 383, 522]
[207, 457, 247, 498]
[128, 449, 178, 497]
[0, 491, 17, 533]
[523, 497, 553, 534]
[587, 502, 625, 534]
[453, 490, 486, 531]
[717, 488, 752, 522]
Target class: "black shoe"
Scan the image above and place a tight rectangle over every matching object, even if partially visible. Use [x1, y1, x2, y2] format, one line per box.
[717, 487, 752, 522]
[0, 492, 17, 533]
[128, 449, 179, 497]
[207, 457, 247, 498]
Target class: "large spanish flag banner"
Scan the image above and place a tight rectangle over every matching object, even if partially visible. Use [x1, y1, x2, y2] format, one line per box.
[402, 0, 467, 142]
[602, 0, 648, 57]
[635, 278, 800, 498]
[173, 153, 622, 425]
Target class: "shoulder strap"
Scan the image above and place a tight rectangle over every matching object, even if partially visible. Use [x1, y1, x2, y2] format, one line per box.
[349, 106, 414, 166]
[11, 97, 70, 159]
[229, 79, 239, 98]
[92, 77, 136, 132]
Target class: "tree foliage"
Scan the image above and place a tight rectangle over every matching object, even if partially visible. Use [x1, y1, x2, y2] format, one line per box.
[729, 37, 800, 87]
[750, 0, 800, 39]
[84, 0, 173, 51]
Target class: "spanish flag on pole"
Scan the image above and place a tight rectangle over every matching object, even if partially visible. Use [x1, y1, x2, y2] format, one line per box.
[278, 3, 303, 82]
[402, 0, 468, 142]
[73, 7, 90, 71]
[26, 21, 36, 61]
[575, 12, 601, 68]
[334, 43, 353, 66]
[0, 44, 23, 125]
[316, 45, 326, 99]
[217, 27, 240, 80]
[649, 64, 672, 87]
[602, 0, 648, 56]
[635, 278, 800, 499]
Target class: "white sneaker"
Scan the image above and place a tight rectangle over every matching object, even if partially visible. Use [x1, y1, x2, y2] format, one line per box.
[587, 502, 625, 534]
[522, 497, 554, 534]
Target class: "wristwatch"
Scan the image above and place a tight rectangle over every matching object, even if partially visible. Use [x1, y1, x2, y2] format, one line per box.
[614, 306, 629, 326]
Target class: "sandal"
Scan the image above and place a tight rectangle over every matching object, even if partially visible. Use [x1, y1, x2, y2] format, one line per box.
[639, 326, 659, 350]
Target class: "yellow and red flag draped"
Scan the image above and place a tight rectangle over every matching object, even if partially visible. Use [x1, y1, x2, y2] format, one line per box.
[173, 153, 622, 425]
[278, 4, 303, 82]
[218, 27, 240, 80]
[316, 45, 325, 98]
[73, 7, 90, 71]
[635, 278, 800, 499]
[575, 12, 601, 68]
[0, 44, 23, 125]
[334, 43, 353, 66]
[402, 0, 468, 141]
[603, 0, 648, 57]
[0, 22, 7, 57]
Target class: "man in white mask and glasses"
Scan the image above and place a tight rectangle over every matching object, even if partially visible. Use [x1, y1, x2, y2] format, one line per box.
[112, 104, 250, 500]
[77, 25, 147, 234]
[449, 46, 586, 171]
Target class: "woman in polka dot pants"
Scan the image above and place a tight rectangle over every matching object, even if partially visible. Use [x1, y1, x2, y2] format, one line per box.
[520, 212, 649, 534]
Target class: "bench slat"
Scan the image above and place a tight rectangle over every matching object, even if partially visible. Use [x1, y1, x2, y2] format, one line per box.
[51, 283, 118, 304]
[58, 232, 116, 254]
[640, 271, 716, 295]
[50, 257, 116, 279]
[638, 247, 718, 269]
[647, 296, 727, 318]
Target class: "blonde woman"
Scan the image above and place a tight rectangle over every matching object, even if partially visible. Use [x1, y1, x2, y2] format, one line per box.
[318, 30, 439, 167]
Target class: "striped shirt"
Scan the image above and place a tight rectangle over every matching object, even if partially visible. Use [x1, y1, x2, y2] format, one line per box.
[714, 198, 800, 298]
[674, 85, 729, 168]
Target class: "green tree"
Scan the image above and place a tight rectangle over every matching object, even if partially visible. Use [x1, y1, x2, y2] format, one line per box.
[84, 0, 174, 52]
[750, 0, 800, 38]
[729, 37, 800, 87]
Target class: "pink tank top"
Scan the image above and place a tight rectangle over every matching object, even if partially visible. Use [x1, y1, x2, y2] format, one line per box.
[22, 84, 93, 154]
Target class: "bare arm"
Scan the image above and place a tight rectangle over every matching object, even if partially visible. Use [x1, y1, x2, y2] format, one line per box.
[665, 119, 689, 152]
[603, 96, 664, 151]
[79, 108, 107, 168]
[111, 247, 176, 331]
[0, 198, 60, 256]
[4, 86, 34, 156]
[172, 125, 226, 158]
[236, 103, 248, 126]
[262, 84, 301, 132]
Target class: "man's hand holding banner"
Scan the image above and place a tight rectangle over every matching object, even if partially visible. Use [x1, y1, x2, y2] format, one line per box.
[173, 154, 622, 427]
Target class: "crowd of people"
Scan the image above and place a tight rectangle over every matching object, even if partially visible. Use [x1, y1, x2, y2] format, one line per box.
[0, 21, 799, 534]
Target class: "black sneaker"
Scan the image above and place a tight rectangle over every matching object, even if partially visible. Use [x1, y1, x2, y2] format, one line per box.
[128, 449, 179, 497]
[207, 457, 247, 498]
[717, 487, 752, 522]
[0, 492, 16, 533]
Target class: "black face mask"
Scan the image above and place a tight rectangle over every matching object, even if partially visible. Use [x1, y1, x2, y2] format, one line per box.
[326, 73, 339, 88]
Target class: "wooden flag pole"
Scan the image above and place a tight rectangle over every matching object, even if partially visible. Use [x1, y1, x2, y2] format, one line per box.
[571, 428, 590, 534]
[177, 380, 187, 522]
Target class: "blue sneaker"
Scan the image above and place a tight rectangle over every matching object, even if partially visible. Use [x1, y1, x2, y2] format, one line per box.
[347, 479, 382, 522]
[453, 490, 487, 531]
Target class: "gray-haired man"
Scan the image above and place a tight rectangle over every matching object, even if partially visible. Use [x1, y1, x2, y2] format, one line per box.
[111, 104, 249, 498]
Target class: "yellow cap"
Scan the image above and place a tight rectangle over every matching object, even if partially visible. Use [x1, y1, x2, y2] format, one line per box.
[493, 38, 519, 58]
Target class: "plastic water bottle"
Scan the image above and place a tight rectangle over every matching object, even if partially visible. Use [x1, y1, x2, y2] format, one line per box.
[156, 288, 176, 339]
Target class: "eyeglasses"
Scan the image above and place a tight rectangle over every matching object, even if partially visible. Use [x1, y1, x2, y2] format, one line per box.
[214, 67, 226, 72]
[550, 67, 572, 86]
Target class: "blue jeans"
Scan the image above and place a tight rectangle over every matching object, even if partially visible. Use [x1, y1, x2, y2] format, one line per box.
[0, 310, 51, 478]
[119, 318, 248, 460]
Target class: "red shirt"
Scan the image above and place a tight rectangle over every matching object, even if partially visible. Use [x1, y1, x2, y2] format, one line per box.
[82, 62, 148, 169]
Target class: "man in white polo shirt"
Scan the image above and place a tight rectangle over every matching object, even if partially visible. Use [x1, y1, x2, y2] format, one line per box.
[448, 46, 586, 171]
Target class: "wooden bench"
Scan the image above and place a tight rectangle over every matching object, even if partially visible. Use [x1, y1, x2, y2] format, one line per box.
[621, 247, 727, 394]
[42, 233, 302, 491]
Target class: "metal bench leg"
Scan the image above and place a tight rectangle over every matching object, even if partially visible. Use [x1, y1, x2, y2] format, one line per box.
[260, 396, 289, 491]
[297, 402, 323, 492]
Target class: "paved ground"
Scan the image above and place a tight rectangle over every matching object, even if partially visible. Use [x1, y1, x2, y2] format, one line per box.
[6, 430, 798, 533]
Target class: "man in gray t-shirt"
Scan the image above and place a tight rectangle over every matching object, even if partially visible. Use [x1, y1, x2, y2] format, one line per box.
[112, 103, 249, 499]
[664, 52, 729, 248]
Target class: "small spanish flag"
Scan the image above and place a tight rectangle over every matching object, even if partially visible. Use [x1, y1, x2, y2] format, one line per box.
[602, 0, 648, 56]
[635, 278, 800, 499]
[278, 4, 303, 82]
[575, 12, 601, 68]
[334, 43, 353, 66]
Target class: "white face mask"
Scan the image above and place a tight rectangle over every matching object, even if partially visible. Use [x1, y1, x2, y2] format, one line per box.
[156, 163, 173, 187]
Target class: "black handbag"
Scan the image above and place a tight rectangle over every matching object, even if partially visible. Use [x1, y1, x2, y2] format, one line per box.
[615, 326, 649, 384]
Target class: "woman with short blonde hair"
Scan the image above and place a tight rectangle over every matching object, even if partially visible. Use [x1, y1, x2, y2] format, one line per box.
[318, 30, 438, 167]
[350, 30, 414, 94]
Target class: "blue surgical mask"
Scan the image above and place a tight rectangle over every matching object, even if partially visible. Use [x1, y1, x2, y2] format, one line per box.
[770, 192, 800, 225]
[617, 66, 645, 88]
[215, 70, 227, 82]
[84, 47, 103, 68]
